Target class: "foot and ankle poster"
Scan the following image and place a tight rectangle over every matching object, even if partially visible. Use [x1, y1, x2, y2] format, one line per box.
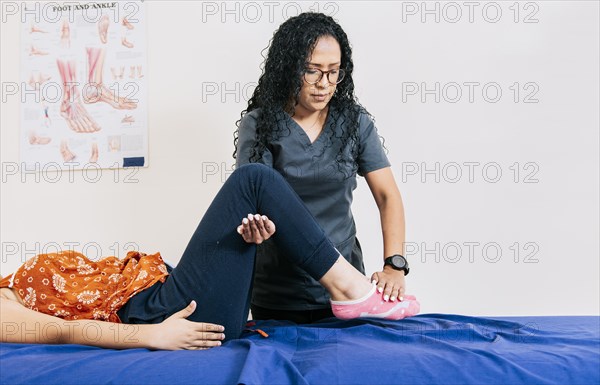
[20, 1, 147, 170]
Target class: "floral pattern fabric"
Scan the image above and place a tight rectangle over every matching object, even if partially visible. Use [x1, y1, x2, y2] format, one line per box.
[0, 250, 169, 323]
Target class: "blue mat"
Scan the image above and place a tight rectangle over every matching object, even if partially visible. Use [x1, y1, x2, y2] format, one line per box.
[1, 314, 599, 384]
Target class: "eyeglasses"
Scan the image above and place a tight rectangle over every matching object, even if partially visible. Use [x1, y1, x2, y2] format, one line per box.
[304, 68, 346, 85]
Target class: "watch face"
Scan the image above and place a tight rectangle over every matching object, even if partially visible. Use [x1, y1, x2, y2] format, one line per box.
[392, 255, 406, 268]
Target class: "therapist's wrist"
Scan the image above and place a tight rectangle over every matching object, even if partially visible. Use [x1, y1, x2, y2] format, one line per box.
[383, 254, 410, 275]
[383, 264, 405, 275]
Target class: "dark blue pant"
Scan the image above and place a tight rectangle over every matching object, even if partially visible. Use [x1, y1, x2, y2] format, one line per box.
[117, 164, 340, 340]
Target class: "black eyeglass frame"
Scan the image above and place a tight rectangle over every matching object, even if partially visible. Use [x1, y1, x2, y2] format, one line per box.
[303, 68, 346, 85]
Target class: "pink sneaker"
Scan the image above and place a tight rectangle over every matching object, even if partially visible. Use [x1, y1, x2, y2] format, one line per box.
[330, 284, 420, 320]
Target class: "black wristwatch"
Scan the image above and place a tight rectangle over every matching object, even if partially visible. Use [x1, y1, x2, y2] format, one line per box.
[384, 254, 410, 275]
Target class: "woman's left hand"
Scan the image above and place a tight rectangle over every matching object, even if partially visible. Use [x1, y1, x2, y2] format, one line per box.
[370, 267, 406, 302]
[237, 214, 276, 244]
[149, 301, 225, 350]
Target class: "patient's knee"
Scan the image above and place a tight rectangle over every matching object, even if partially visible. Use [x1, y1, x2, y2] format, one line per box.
[234, 163, 273, 180]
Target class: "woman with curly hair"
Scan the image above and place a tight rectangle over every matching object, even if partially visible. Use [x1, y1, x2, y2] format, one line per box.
[235, 12, 410, 323]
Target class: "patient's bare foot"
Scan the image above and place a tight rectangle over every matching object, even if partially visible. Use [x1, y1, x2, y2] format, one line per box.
[29, 132, 52, 145]
[121, 37, 134, 49]
[122, 17, 135, 30]
[60, 140, 76, 162]
[129, 66, 136, 79]
[89, 142, 99, 163]
[137, 65, 144, 78]
[98, 15, 109, 44]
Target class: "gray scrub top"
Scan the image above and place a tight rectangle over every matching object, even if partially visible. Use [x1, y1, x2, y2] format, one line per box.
[236, 106, 390, 310]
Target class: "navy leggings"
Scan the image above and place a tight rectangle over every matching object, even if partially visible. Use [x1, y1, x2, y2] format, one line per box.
[117, 164, 340, 340]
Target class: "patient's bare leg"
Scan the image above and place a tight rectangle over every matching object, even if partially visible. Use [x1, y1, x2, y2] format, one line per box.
[83, 47, 137, 110]
[57, 59, 101, 133]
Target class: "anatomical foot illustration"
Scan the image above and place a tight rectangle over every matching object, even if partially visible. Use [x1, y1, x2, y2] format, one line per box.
[30, 24, 47, 34]
[60, 141, 99, 163]
[28, 72, 51, 90]
[61, 20, 71, 49]
[29, 132, 52, 145]
[122, 18, 135, 30]
[89, 142, 99, 163]
[109, 137, 121, 152]
[121, 36, 134, 48]
[121, 115, 135, 124]
[98, 15, 109, 44]
[83, 47, 137, 110]
[60, 140, 76, 162]
[128, 65, 144, 79]
[110, 66, 126, 81]
[30, 45, 48, 56]
[57, 59, 102, 133]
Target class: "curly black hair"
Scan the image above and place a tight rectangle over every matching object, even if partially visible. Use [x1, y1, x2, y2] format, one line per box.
[233, 12, 374, 177]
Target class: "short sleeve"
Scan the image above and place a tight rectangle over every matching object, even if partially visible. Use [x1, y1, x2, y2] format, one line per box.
[235, 109, 273, 168]
[357, 112, 391, 176]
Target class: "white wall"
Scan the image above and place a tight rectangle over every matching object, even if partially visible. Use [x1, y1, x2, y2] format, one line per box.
[1, 1, 598, 316]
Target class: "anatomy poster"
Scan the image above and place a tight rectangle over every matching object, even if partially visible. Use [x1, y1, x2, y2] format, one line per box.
[21, 1, 147, 170]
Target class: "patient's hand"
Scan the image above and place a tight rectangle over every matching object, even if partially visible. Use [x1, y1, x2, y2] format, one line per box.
[237, 214, 276, 245]
[150, 301, 225, 350]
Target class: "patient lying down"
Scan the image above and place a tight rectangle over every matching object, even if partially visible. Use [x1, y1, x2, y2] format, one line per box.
[0, 164, 420, 350]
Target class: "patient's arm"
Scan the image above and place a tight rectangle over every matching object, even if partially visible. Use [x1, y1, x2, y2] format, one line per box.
[0, 297, 225, 350]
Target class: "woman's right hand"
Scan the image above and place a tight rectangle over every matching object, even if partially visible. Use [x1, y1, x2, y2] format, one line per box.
[237, 214, 276, 244]
[148, 301, 225, 350]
